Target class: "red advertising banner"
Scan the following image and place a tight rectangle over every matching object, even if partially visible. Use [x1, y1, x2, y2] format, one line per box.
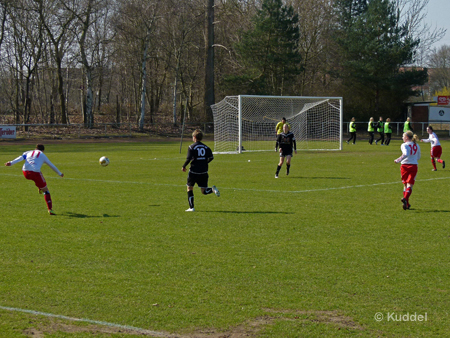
[437, 96, 450, 105]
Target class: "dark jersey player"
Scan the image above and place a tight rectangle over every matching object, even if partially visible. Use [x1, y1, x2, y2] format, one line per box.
[275, 124, 297, 178]
[181, 129, 220, 212]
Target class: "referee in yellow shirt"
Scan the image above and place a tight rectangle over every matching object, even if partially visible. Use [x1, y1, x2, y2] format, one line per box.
[275, 118, 290, 135]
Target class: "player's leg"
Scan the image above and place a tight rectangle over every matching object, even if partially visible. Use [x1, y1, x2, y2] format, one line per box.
[431, 156, 437, 171]
[346, 133, 351, 144]
[433, 146, 444, 168]
[285, 155, 292, 175]
[201, 186, 220, 196]
[186, 173, 195, 211]
[400, 166, 411, 210]
[404, 183, 413, 209]
[402, 165, 416, 209]
[41, 187, 55, 215]
[201, 187, 213, 195]
[25, 171, 55, 214]
[186, 186, 195, 211]
[200, 173, 218, 196]
[276, 156, 284, 178]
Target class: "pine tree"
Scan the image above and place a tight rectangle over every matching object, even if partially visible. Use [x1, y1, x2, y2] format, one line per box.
[225, 0, 302, 95]
[333, 0, 427, 117]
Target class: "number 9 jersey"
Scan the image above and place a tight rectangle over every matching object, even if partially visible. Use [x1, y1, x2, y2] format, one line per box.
[399, 141, 421, 164]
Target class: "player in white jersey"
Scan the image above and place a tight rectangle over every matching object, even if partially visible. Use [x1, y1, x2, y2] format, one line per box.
[420, 125, 445, 171]
[394, 131, 420, 210]
[4, 144, 64, 215]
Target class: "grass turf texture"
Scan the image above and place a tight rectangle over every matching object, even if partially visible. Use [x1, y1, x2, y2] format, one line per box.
[0, 139, 449, 337]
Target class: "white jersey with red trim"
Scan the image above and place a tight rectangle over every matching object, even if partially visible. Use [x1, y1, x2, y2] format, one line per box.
[395, 141, 421, 164]
[10, 150, 62, 175]
[422, 132, 440, 149]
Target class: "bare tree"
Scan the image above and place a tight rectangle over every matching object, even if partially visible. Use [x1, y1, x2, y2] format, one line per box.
[114, 0, 161, 131]
[0, 0, 12, 51]
[33, 0, 77, 124]
[428, 45, 450, 94]
[63, 0, 112, 127]
[290, 0, 336, 95]
[204, 0, 215, 121]
[395, 0, 446, 66]
[158, 0, 204, 125]
[7, 1, 45, 125]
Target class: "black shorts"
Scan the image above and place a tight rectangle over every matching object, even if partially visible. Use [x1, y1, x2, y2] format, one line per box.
[280, 149, 293, 157]
[187, 172, 209, 188]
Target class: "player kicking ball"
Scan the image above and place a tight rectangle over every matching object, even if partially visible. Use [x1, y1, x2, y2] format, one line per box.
[275, 124, 297, 178]
[181, 129, 220, 211]
[4, 144, 64, 215]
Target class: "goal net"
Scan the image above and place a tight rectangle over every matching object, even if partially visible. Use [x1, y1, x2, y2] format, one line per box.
[211, 95, 343, 154]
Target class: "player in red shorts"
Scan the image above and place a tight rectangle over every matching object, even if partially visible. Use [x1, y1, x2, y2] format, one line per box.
[420, 125, 445, 171]
[4, 144, 64, 215]
[394, 131, 421, 210]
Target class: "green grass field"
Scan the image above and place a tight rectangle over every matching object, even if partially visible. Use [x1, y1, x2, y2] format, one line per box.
[1, 138, 449, 337]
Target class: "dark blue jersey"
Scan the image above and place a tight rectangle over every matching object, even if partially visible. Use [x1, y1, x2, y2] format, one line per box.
[182, 141, 214, 174]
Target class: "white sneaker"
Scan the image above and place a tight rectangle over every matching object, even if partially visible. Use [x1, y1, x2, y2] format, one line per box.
[275, 174, 278, 178]
[212, 185, 220, 197]
[185, 208, 195, 212]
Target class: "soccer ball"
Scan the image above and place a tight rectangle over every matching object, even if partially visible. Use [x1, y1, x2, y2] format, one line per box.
[99, 156, 110, 166]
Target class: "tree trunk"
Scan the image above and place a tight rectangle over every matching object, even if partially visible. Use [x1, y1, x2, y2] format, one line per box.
[204, 0, 215, 121]
[139, 34, 150, 131]
[55, 57, 67, 124]
[85, 67, 94, 128]
[116, 94, 121, 126]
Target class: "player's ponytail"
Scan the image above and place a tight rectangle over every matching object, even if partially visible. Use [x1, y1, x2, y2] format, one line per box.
[405, 130, 419, 143]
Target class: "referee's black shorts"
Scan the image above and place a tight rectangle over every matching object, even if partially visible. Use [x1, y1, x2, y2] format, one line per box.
[187, 172, 209, 188]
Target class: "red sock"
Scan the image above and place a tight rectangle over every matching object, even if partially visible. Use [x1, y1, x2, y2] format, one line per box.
[431, 158, 437, 170]
[44, 192, 52, 210]
[437, 159, 443, 164]
[405, 187, 412, 202]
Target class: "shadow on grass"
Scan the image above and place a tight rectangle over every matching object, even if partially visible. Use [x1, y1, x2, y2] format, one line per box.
[202, 211, 294, 214]
[61, 212, 120, 218]
[290, 176, 350, 180]
[413, 209, 450, 213]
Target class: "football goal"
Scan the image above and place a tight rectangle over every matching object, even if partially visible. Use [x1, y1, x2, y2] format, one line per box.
[211, 95, 343, 154]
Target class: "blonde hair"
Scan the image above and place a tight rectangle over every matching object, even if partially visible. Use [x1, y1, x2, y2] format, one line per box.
[369, 117, 374, 121]
[404, 131, 419, 143]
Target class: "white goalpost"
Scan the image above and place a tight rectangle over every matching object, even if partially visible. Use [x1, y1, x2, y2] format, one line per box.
[211, 95, 343, 154]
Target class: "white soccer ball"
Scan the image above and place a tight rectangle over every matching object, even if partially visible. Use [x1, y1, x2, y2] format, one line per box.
[99, 156, 110, 166]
